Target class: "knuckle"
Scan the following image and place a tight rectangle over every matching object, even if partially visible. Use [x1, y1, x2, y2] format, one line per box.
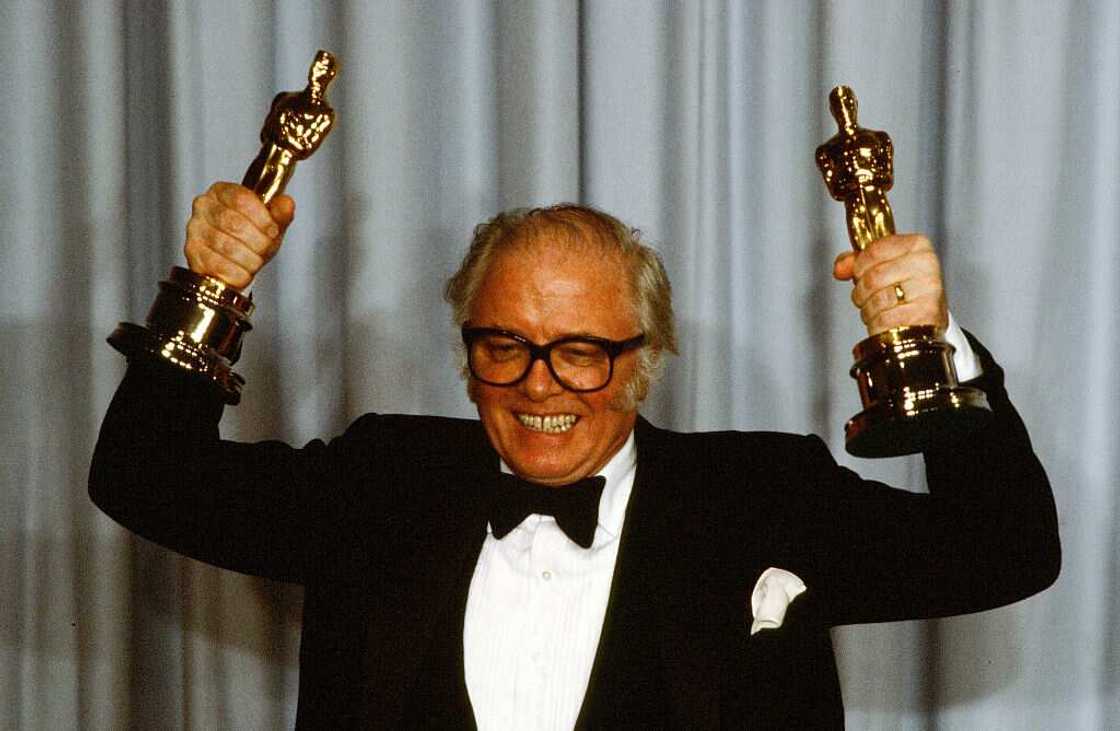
[192, 249, 215, 277]
[229, 185, 255, 210]
[912, 234, 933, 251]
[854, 248, 876, 270]
[857, 277, 876, 303]
[878, 235, 902, 254]
[198, 247, 221, 269]
[214, 183, 242, 210]
[218, 259, 238, 280]
[218, 207, 244, 235]
[210, 256, 247, 287]
[862, 282, 880, 308]
[242, 248, 263, 273]
[860, 267, 884, 292]
[210, 182, 234, 202]
[184, 237, 201, 258]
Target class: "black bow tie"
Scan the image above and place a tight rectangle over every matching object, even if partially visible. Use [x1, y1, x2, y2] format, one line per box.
[490, 473, 607, 549]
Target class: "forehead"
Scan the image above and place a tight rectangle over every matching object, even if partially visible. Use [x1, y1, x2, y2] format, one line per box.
[470, 235, 638, 339]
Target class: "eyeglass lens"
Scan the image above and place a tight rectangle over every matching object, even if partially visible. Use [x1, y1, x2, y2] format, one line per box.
[469, 332, 613, 390]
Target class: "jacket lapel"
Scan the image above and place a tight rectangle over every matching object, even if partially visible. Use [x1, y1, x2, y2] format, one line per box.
[359, 464, 494, 728]
[577, 417, 722, 729]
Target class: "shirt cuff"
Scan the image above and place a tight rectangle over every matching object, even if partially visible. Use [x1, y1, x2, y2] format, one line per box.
[945, 312, 982, 381]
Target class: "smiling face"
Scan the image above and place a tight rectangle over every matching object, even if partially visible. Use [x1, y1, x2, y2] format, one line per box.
[467, 239, 642, 486]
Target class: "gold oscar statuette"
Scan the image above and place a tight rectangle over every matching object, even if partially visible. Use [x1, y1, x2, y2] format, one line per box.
[815, 85, 990, 457]
[109, 50, 340, 403]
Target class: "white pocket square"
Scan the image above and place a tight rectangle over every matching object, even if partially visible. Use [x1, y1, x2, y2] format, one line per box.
[749, 567, 807, 635]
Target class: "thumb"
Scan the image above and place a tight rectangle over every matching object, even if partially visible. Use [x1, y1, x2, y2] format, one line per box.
[268, 195, 296, 233]
[833, 250, 856, 281]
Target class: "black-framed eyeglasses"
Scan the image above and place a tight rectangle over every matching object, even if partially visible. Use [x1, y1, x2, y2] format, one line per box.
[461, 326, 646, 393]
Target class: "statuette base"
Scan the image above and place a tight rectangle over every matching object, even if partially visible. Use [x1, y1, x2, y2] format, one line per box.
[107, 266, 253, 404]
[845, 325, 991, 457]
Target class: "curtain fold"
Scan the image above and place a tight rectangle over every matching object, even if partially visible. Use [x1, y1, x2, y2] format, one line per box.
[1, 1, 1113, 727]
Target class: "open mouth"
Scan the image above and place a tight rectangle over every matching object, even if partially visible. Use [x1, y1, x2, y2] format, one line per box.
[516, 413, 579, 434]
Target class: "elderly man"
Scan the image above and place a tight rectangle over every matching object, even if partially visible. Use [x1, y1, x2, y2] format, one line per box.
[90, 183, 1059, 728]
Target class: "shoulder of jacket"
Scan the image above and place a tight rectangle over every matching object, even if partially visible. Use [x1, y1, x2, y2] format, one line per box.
[336, 412, 492, 469]
[636, 418, 833, 477]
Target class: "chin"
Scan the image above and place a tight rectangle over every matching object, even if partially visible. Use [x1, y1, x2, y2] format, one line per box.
[506, 450, 589, 485]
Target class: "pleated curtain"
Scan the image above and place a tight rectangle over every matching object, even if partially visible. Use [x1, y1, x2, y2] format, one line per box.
[1, 1, 1115, 727]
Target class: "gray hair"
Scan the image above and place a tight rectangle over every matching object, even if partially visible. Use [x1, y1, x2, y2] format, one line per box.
[444, 204, 677, 409]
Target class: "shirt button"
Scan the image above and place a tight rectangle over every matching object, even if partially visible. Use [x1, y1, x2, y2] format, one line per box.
[542, 570, 552, 581]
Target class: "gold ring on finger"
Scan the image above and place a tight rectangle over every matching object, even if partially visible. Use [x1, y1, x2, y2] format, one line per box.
[893, 283, 906, 303]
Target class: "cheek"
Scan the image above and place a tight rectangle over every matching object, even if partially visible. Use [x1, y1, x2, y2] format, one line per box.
[471, 380, 510, 409]
[600, 377, 637, 414]
[580, 392, 626, 431]
[471, 384, 507, 435]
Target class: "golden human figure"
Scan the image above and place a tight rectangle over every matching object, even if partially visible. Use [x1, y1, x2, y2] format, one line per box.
[242, 50, 339, 204]
[813, 84, 991, 456]
[815, 86, 895, 251]
[108, 50, 341, 404]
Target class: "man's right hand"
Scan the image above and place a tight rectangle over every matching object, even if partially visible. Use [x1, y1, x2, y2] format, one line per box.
[184, 182, 295, 290]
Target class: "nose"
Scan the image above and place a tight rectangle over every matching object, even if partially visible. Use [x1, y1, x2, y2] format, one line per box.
[519, 357, 564, 401]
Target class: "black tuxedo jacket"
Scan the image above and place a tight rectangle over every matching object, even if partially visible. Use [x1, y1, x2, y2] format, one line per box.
[89, 342, 1059, 728]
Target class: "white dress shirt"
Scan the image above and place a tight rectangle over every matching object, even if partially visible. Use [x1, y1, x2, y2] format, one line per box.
[460, 318, 978, 729]
[463, 433, 637, 731]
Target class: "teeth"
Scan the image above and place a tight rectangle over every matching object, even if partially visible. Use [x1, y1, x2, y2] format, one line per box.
[517, 413, 578, 433]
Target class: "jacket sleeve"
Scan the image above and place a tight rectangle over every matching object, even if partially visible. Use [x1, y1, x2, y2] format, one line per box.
[88, 360, 377, 584]
[792, 335, 1060, 626]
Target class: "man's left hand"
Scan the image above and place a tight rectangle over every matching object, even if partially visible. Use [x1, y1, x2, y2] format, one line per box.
[832, 234, 949, 337]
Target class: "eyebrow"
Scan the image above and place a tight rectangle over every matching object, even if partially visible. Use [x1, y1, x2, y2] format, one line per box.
[469, 325, 616, 343]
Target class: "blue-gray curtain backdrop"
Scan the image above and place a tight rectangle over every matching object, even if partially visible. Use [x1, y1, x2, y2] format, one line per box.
[1, 1, 1114, 728]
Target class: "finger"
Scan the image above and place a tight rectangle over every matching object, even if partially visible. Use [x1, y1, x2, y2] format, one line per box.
[863, 297, 947, 336]
[851, 249, 940, 308]
[201, 227, 267, 275]
[833, 251, 857, 281]
[197, 192, 278, 256]
[855, 275, 941, 323]
[850, 234, 933, 281]
[213, 182, 281, 238]
[267, 194, 296, 231]
[192, 245, 255, 290]
[185, 214, 266, 284]
[184, 234, 258, 289]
